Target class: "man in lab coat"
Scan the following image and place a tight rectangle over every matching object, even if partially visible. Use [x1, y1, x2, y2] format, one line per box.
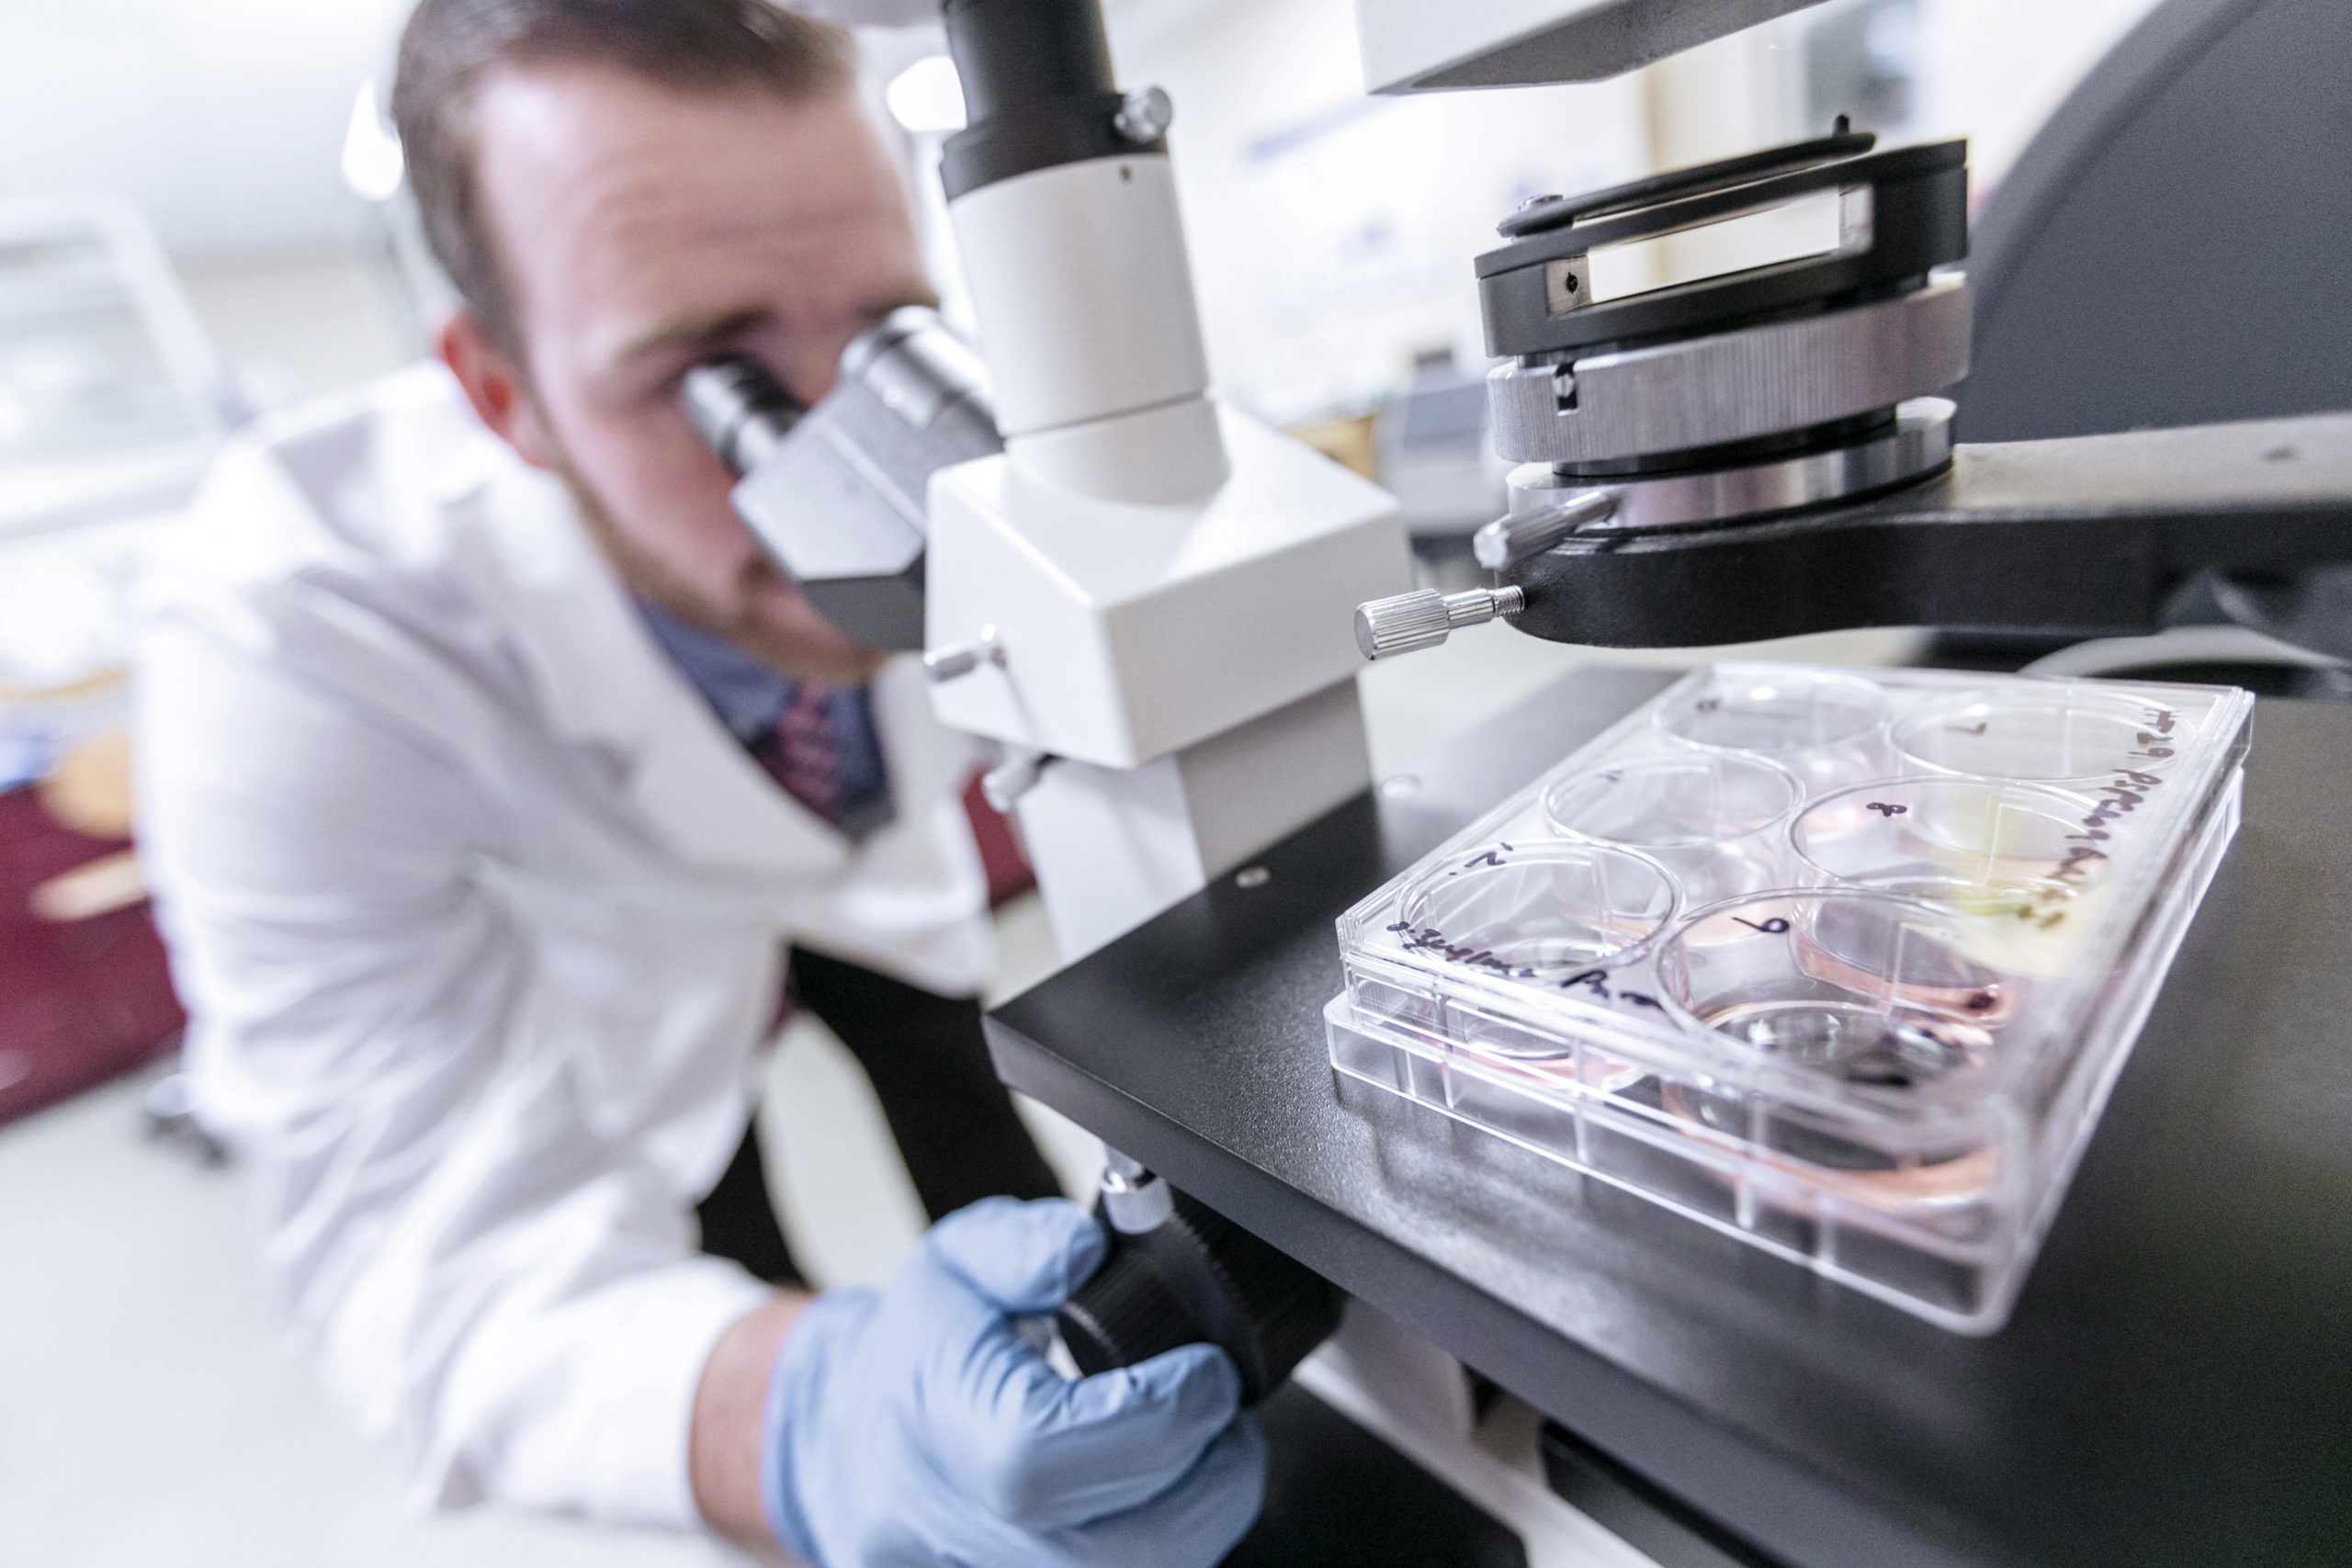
[134, 0, 1264, 1562]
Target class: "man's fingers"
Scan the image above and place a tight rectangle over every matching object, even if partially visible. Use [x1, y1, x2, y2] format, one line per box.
[928, 1197, 1106, 1314]
[956, 1339, 1246, 1529]
[1059, 1413, 1270, 1566]
[910, 1197, 1254, 1532]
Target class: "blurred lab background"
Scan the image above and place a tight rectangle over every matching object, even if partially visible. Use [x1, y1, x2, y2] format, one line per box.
[0, 1, 2164, 1563]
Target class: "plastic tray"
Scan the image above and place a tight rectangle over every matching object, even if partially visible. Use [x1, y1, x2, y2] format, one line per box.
[1327, 663, 2252, 1332]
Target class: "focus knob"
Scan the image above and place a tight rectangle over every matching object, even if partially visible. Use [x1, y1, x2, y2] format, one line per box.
[1352, 585, 1527, 660]
[1471, 488, 1615, 570]
[1056, 1186, 1340, 1405]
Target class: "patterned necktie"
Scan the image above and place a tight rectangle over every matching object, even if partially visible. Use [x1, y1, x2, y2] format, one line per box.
[752, 683, 843, 827]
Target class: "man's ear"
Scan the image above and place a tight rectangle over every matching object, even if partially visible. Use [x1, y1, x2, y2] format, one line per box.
[436, 310, 556, 469]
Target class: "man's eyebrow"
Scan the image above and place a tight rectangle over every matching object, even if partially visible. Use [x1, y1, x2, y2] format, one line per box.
[612, 307, 771, 367]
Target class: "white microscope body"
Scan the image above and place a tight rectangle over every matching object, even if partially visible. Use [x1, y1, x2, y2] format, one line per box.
[909, 0, 1805, 958]
[926, 146, 1407, 958]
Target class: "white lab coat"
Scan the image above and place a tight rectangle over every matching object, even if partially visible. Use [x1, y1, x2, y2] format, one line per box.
[133, 363, 994, 1530]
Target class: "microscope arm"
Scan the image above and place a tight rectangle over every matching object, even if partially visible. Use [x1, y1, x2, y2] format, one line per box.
[1500, 411, 2352, 654]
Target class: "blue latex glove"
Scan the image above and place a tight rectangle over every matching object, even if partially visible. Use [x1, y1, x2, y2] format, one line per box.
[761, 1197, 1267, 1567]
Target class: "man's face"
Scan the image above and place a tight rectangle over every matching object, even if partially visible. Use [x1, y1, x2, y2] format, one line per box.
[449, 62, 932, 682]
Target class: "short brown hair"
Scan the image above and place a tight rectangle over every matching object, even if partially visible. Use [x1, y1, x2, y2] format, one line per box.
[391, 0, 854, 354]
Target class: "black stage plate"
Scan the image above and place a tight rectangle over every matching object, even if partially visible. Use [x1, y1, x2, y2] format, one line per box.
[986, 668, 2352, 1568]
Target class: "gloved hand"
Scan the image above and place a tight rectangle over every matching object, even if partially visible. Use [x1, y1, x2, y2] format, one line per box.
[761, 1196, 1267, 1567]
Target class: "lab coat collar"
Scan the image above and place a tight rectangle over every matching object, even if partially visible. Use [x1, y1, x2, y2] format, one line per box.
[411, 372, 855, 879]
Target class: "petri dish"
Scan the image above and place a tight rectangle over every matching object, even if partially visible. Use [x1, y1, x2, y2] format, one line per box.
[1890, 688, 2191, 786]
[1792, 777, 2100, 902]
[1657, 889, 2014, 1077]
[1541, 753, 1802, 907]
[1792, 778, 2118, 977]
[1395, 840, 1679, 987]
[1656, 669, 1892, 795]
[1655, 890, 2009, 1195]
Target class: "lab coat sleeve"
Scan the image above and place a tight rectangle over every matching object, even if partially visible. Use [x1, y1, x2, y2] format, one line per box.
[136, 608, 774, 1530]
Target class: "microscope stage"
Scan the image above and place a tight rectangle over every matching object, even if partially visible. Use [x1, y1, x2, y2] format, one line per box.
[985, 667, 2352, 1568]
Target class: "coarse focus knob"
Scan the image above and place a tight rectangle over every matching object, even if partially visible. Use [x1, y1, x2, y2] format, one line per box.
[1055, 1186, 1340, 1406]
[1352, 585, 1527, 660]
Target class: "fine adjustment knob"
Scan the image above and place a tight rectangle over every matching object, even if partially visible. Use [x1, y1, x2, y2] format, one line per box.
[1352, 585, 1527, 660]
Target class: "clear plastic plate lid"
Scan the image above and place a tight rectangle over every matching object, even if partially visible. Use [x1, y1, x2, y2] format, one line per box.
[1328, 663, 2252, 1332]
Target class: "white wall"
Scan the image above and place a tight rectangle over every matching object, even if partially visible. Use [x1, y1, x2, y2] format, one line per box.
[1106, 0, 1647, 426]
[1, 0, 2167, 411]
[1644, 0, 2164, 200]
[0, 0, 410, 259]
[1096, 0, 2161, 427]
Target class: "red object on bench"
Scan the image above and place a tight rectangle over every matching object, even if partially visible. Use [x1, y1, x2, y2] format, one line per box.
[960, 771, 1036, 908]
[0, 786, 184, 1128]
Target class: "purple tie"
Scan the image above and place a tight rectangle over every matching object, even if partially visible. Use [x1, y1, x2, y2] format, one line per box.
[752, 685, 842, 827]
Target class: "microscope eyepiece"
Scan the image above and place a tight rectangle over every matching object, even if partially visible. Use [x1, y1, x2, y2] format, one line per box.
[677, 310, 1001, 654]
[681, 355, 801, 478]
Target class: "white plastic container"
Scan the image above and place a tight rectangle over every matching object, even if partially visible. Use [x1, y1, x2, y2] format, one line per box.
[1327, 663, 2252, 1332]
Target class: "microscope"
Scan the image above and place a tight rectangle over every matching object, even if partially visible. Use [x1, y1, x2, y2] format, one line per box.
[689, 0, 2352, 1561]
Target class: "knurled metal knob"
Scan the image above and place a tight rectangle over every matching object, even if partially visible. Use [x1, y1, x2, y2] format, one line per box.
[1472, 488, 1616, 570]
[1353, 585, 1527, 660]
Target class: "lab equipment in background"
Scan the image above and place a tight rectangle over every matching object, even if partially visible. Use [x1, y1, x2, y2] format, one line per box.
[0, 195, 236, 540]
[1328, 663, 2248, 1331]
[1372, 353, 1508, 550]
[0, 194, 227, 1126]
[0, 518, 189, 1128]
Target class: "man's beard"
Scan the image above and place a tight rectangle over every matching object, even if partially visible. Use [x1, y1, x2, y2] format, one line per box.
[551, 458, 885, 688]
